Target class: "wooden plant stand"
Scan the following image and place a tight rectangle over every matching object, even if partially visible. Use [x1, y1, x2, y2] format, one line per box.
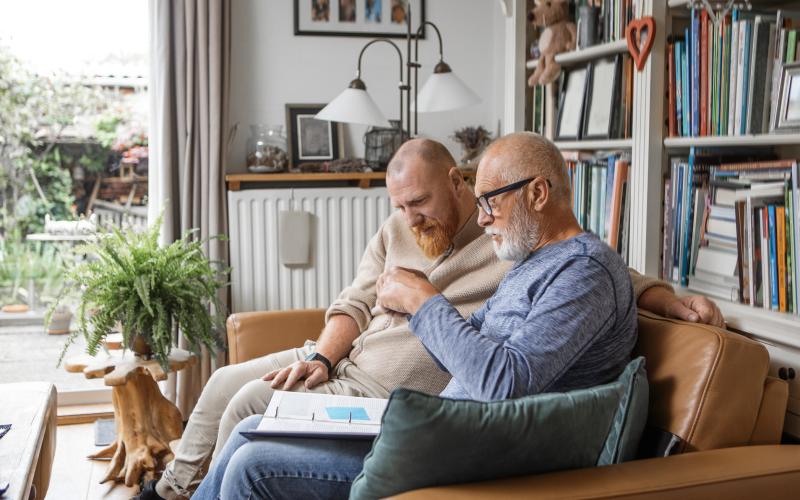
[65, 348, 196, 486]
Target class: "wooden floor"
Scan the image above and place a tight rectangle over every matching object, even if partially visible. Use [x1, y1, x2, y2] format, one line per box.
[46, 423, 139, 500]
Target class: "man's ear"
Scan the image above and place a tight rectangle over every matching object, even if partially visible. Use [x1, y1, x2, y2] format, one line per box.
[527, 178, 549, 211]
[448, 167, 464, 192]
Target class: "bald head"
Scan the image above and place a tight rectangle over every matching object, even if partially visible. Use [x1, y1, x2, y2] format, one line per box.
[386, 138, 456, 180]
[479, 132, 570, 205]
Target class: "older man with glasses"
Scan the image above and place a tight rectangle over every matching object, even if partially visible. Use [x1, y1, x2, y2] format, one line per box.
[190, 133, 719, 500]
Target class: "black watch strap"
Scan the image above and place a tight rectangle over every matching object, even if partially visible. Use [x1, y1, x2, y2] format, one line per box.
[305, 352, 332, 376]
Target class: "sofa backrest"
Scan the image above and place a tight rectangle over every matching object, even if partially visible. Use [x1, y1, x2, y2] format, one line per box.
[634, 311, 788, 453]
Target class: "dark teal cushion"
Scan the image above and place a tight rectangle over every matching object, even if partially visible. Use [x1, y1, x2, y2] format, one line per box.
[349, 357, 647, 500]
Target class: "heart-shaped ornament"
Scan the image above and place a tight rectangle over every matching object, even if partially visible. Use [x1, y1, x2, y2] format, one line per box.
[626, 17, 656, 72]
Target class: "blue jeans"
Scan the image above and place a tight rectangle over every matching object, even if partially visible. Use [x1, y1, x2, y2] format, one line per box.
[193, 414, 373, 500]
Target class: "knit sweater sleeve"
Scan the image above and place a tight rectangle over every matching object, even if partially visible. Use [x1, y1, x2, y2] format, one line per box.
[629, 267, 673, 300]
[325, 222, 387, 331]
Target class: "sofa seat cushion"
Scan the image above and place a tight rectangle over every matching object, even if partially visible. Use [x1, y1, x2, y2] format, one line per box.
[349, 357, 648, 500]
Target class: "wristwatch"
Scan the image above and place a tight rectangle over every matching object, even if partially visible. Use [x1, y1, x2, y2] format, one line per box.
[305, 352, 333, 377]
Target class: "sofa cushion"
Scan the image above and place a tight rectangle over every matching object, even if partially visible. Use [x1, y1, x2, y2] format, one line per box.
[349, 357, 647, 500]
[634, 311, 774, 452]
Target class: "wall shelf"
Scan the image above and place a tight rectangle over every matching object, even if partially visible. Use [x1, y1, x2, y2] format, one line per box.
[555, 139, 633, 151]
[525, 39, 628, 70]
[225, 170, 477, 190]
[664, 134, 800, 149]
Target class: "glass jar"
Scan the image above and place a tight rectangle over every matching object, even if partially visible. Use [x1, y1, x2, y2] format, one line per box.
[246, 124, 288, 173]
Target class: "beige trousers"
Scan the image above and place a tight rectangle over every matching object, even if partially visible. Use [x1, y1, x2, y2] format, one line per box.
[155, 341, 389, 499]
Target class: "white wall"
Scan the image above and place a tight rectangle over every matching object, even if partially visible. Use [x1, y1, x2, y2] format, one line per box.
[227, 0, 506, 172]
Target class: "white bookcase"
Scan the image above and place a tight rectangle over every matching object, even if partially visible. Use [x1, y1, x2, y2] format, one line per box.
[516, 0, 800, 437]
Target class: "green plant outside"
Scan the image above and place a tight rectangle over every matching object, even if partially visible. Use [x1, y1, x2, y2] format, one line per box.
[0, 239, 66, 306]
[51, 215, 229, 370]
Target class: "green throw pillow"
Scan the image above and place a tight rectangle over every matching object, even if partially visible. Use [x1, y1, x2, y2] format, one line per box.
[349, 357, 648, 500]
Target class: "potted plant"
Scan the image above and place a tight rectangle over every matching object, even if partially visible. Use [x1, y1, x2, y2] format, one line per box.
[50, 215, 229, 368]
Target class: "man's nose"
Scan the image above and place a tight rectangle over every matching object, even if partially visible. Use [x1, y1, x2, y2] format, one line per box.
[404, 209, 424, 227]
[477, 207, 493, 227]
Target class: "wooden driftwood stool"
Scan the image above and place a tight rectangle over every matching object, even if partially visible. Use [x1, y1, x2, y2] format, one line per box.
[65, 347, 196, 486]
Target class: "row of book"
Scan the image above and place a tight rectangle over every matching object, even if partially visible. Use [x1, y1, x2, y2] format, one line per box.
[662, 154, 799, 315]
[565, 152, 631, 258]
[572, 0, 634, 47]
[666, 9, 800, 138]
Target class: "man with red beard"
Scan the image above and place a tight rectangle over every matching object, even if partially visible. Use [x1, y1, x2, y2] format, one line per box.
[141, 138, 723, 500]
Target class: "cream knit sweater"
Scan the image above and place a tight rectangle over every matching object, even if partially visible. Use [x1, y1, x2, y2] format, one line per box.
[326, 209, 669, 396]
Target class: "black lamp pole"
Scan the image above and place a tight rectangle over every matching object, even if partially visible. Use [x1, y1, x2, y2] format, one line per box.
[346, 3, 449, 139]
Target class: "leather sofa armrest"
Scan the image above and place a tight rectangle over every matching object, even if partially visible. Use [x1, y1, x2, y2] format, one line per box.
[226, 309, 326, 364]
[390, 445, 800, 499]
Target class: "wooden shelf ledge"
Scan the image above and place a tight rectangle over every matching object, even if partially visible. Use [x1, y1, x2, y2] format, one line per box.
[555, 139, 633, 151]
[226, 171, 477, 190]
[526, 39, 629, 70]
[664, 134, 800, 148]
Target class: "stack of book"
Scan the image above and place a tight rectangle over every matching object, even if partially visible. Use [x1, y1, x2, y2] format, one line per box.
[666, 9, 800, 138]
[662, 154, 799, 315]
[565, 152, 631, 258]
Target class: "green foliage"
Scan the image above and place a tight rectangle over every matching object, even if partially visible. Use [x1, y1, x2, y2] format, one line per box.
[51, 215, 229, 370]
[0, 45, 107, 237]
[0, 239, 65, 306]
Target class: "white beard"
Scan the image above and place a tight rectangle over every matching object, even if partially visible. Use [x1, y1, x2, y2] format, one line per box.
[485, 201, 540, 261]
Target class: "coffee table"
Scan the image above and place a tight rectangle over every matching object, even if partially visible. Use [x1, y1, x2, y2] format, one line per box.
[64, 348, 195, 487]
[0, 382, 57, 500]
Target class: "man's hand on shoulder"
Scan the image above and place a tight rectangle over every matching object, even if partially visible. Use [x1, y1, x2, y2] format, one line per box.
[263, 360, 329, 390]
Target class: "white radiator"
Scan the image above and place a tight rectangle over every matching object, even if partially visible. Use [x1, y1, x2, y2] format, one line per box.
[228, 187, 393, 312]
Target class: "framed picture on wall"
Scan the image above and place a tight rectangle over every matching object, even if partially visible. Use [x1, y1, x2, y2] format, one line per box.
[555, 66, 589, 141]
[295, 0, 426, 38]
[776, 62, 800, 132]
[582, 55, 621, 140]
[285, 103, 341, 168]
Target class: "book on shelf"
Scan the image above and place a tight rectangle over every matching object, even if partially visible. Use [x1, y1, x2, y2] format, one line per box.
[662, 155, 799, 316]
[241, 391, 388, 440]
[565, 152, 630, 259]
[666, 8, 800, 138]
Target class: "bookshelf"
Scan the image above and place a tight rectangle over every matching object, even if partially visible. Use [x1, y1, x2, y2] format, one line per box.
[518, 0, 800, 435]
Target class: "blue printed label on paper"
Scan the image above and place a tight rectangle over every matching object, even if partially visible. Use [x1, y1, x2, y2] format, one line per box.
[325, 407, 370, 421]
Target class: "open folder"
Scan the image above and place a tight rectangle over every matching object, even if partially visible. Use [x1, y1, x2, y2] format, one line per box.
[240, 391, 389, 440]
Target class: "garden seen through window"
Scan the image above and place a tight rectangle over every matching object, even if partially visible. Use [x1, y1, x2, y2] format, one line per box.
[0, 0, 149, 396]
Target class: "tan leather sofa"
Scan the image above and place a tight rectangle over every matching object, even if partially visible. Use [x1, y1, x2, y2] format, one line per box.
[226, 309, 800, 499]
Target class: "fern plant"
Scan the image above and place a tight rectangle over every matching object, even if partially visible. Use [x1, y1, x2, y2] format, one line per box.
[51, 215, 229, 369]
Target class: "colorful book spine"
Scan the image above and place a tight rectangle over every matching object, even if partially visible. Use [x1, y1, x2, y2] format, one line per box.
[683, 30, 692, 136]
[675, 41, 684, 137]
[739, 20, 753, 136]
[692, 10, 700, 137]
[768, 205, 779, 310]
[778, 205, 787, 312]
[701, 10, 709, 136]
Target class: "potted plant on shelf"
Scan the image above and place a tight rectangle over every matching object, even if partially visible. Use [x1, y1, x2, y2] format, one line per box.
[50, 215, 229, 369]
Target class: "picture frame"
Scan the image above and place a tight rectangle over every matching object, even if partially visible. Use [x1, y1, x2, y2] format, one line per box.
[555, 65, 590, 141]
[582, 55, 621, 140]
[776, 62, 800, 132]
[295, 0, 426, 39]
[285, 103, 341, 168]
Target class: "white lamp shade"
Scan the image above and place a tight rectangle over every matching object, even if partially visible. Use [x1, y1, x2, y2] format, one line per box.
[413, 71, 481, 113]
[315, 87, 391, 128]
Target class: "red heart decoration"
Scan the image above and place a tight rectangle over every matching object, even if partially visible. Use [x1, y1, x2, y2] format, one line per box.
[626, 17, 656, 72]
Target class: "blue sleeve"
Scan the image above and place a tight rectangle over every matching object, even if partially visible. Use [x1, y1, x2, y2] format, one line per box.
[409, 257, 618, 401]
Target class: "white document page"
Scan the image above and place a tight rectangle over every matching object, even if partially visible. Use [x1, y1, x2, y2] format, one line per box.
[252, 391, 389, 438]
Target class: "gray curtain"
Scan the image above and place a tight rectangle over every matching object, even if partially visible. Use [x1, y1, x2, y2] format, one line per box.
[148, 0, 231, 417]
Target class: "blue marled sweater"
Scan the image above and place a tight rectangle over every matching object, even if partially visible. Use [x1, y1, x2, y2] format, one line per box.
[409, 232, 638, 401]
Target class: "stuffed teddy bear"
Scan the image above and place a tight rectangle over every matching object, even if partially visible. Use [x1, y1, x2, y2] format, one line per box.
[527, 0, 577, 86]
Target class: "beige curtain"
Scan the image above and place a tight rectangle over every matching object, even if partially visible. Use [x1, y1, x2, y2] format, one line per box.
[148, 0, 232, 417]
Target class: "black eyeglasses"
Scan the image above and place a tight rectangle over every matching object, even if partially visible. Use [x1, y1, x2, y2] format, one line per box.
[475, 177, 551, 217]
